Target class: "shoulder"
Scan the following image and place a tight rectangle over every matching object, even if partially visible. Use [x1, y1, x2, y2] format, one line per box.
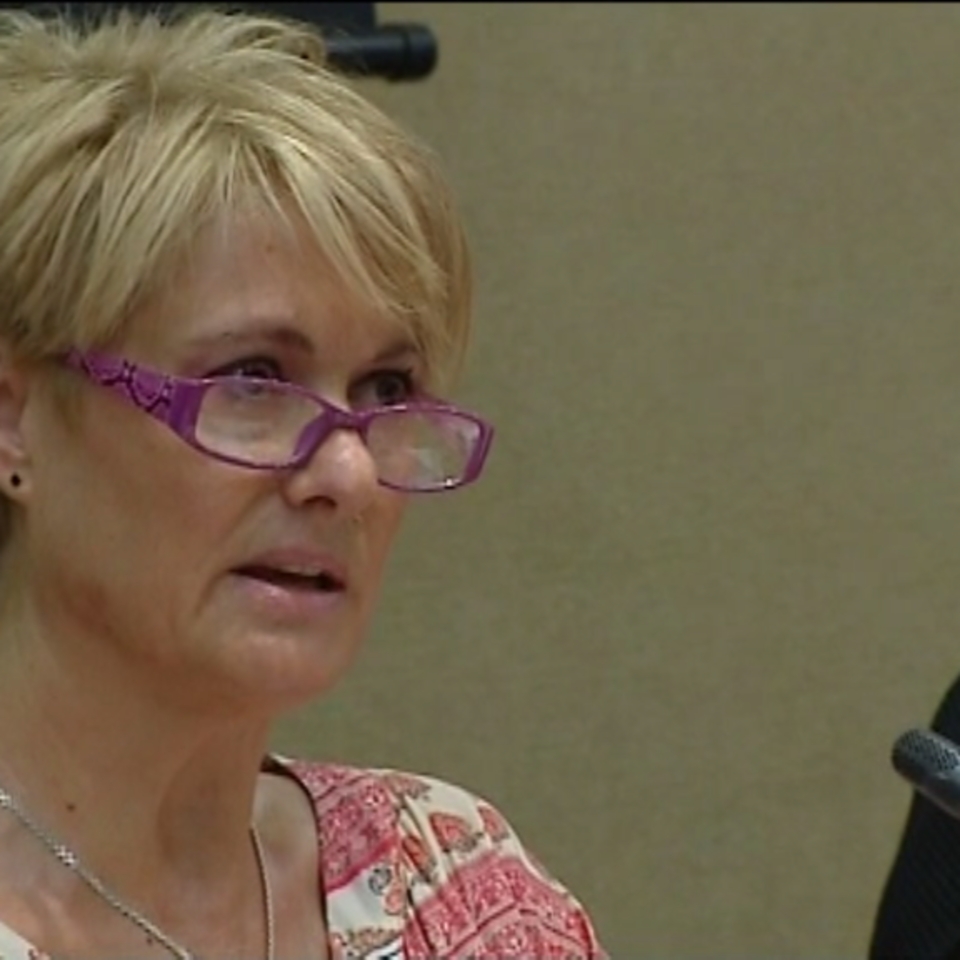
[273, 757, 608, 959]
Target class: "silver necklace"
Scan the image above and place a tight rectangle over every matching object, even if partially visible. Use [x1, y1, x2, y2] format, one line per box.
[0, 782, 275, 960]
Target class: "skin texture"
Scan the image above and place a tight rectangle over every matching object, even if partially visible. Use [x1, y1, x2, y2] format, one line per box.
[0, 210, 421, 959]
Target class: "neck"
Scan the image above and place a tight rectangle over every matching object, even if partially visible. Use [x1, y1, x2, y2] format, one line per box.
[0, 595, 274, 907]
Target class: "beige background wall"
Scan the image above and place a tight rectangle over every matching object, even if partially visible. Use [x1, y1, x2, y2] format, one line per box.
[273, 3, 960, 955]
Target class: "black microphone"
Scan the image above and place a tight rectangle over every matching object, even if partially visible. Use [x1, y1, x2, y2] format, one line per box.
[892, 727, 960, 818]
[324, 25, 438, 81]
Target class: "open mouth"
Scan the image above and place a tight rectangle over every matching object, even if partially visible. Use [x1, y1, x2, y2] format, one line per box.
[234, 565, 345, 593]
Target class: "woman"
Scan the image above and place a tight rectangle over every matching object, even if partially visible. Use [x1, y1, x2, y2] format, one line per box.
[0, 5, 606, 960]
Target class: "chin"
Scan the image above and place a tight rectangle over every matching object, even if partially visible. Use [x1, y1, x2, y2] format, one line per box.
[224, 624, 364, 708]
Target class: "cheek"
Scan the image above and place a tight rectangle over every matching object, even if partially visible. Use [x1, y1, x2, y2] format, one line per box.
[365, 494, 408, 574]
[27, 403, 250, 581]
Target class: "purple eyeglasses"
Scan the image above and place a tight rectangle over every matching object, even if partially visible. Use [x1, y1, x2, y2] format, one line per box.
[64, 350, 494, 493]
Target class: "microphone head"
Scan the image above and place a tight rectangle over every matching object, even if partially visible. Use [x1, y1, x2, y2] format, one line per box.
[893, 728, 960, 780]
[892, 728, 960, 819]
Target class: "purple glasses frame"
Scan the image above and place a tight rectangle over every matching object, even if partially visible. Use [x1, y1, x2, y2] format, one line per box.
[64, 349, 495, 493]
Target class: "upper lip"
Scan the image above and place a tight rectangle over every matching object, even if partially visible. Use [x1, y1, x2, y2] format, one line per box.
[234, 548, 348, 586]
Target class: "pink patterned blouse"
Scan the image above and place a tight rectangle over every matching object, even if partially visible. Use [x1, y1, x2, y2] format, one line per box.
[0, 758, 608, 960]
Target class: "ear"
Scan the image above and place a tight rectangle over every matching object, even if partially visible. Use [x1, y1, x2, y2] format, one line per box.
[0, 341, 33, 490]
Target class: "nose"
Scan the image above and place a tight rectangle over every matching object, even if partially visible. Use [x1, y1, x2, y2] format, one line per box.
[281, 425, 381, 515]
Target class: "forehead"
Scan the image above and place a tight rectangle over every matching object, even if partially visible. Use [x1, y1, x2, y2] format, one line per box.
[120, 208, 409, 362]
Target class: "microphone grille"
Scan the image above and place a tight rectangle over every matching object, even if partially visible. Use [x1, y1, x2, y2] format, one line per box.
[892, 728, 960, 782]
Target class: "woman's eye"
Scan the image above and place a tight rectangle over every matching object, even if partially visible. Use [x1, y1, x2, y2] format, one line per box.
[209, 356, 284, 381]
[354, 369, 417, 408]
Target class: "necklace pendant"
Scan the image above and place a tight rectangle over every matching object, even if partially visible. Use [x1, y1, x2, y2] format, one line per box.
[53, 845, 78, 868]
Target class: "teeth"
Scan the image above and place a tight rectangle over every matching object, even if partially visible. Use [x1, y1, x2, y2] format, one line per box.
[237, 562, 341, 586]
[275, 565, 328, 578]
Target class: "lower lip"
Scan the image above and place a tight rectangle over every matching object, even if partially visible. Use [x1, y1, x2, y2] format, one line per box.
[230, 574, 347, 621]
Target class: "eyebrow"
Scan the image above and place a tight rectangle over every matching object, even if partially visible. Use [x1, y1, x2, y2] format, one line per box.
[186, 321, 419, 365]
[186, 322, 314, 355]
[368, 338, 421, 365]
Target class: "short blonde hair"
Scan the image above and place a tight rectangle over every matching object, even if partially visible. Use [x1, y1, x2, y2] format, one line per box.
[0, 4, 472, 384]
